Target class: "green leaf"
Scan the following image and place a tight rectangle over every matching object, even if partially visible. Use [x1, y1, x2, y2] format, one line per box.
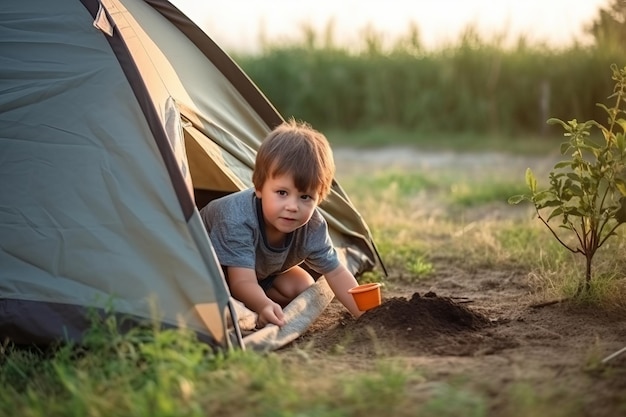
[599, 125, 612, 143]
[533, 190, 556, 204]
[564, 207, 585, 217]
[547, 117, 567, 129]
[546, 207, 563, 222]
[597, 103, 610, 114]
[539, 199, 563, 208]
[615, 178, 626, 196]
[525, 168, 537, 193]
[563, 178, 573, 193]
[566, 172, 582, 182]
[508, 195, 526, 205]
[568, 184, 584, 196]
[616, 197, 626, 223]
[616, 132, 625, 152]
[553, 161, 572, 170]
[590, 146, 601, 159]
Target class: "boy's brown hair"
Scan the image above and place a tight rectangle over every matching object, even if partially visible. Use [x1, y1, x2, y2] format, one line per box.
[252, 119, 335, 201]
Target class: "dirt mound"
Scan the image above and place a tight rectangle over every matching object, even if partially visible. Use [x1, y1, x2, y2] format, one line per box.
[302, 291, 515, 356]
[358, 291, 490, 335]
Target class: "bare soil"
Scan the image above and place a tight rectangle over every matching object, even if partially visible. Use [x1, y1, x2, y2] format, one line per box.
[284, 148, 626, 417]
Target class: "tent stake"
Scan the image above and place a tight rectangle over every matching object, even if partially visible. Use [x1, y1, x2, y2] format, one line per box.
[601, 346, 626, 364]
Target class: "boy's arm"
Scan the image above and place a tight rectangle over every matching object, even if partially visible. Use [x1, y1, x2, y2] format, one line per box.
[227, 266, 285, 327]
[324, 264, 363, 318]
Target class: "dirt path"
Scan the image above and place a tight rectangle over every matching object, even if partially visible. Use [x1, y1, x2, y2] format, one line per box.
[333, 146, 560, 177]
[285, 148, 626, 416]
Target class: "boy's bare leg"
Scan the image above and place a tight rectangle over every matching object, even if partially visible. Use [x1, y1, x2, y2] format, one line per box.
[266, 266, 315, 307]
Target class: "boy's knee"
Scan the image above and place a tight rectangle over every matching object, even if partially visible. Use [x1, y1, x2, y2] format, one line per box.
[296, 279, 314, 295]
[283, 280, 313, 300]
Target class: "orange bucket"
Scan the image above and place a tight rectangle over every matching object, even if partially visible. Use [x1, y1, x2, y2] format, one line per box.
[348, 283, 382, 311]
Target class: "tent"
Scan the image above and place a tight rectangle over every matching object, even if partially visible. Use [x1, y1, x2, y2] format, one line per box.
[0, 0, 383, 351]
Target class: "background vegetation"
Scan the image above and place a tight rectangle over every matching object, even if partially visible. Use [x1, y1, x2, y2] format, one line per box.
[234, 1, 626, 145]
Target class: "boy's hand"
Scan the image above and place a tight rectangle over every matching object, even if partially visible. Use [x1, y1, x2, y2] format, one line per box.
[256, 302, 286, 328]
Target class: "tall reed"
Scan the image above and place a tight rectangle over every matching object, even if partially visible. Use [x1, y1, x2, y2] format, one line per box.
[234, 25, 624, 143]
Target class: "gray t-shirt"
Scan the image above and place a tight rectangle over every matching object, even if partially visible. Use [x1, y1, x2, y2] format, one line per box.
[199, 188, 340, 280]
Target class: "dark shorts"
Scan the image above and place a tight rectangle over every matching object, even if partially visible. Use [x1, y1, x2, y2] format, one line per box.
[222, 266, 277, 293]
[257, 275, 278, 292]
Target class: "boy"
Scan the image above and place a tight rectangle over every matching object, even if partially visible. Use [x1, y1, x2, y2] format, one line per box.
[200, 119, 363, 328]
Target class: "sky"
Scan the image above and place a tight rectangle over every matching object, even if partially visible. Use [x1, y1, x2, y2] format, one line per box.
[171, 0, 611, 53]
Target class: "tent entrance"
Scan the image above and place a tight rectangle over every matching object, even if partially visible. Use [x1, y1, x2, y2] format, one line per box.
[180, 117, 250, 210]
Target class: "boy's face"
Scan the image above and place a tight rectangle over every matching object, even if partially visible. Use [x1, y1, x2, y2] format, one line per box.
[255, 172, 319, 237]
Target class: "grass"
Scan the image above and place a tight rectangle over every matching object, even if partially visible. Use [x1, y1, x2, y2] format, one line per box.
[0, 335, 441, 417]
[3, 133, 626, 416]
[448, 180, 530, 207]
[334, 140, 626, 308]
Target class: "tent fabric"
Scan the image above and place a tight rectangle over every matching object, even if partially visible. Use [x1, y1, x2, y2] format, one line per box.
[0, 0, 383, 351]
[0, 0, 236, 348]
